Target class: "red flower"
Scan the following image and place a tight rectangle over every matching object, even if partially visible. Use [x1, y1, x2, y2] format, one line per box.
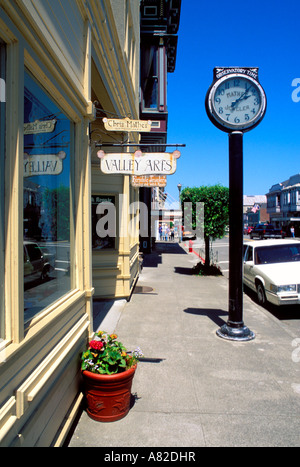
[89, 340, 104, 351]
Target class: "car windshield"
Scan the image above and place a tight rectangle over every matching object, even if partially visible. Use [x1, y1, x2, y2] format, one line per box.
[255, 243, 300, 265]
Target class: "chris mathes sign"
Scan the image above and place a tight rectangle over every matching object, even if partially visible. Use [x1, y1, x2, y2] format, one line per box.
[24, 119, 57, 134]
[103, 117, 151, 132]
[97, 150, 180, 175]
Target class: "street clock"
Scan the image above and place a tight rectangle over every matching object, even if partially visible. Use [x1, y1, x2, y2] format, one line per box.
[205, 68, 267, 133]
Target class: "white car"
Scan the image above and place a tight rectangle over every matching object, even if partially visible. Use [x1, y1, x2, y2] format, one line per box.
[243, 239, 300, 306]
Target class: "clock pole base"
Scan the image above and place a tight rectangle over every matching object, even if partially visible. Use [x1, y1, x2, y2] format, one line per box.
[216, 323, 255, 342]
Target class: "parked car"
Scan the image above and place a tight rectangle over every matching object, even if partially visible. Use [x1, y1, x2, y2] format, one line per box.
[244, 226, 253, 235]
[24, 241, 51, 283]
[250, 223, 284, 239]
[182, 229, 196, 240]
[243, 239, 300, 306]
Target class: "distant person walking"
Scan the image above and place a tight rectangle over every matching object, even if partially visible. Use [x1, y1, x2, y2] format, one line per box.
[290, 226, 295, 238]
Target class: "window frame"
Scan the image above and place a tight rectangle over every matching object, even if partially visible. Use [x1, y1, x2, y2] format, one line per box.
[141, 44, 159, 111]
[0, 15, 90, 354]
[0, 40, 6, 340]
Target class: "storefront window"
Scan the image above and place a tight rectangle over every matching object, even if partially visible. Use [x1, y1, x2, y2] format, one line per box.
[0, 41, 5, 338]
[91, 195, 116, 250]
[24, 71, 73, 325]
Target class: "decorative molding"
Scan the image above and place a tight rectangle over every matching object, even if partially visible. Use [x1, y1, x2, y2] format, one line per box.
[16, 315, 89, 418]
[0, 397, 17, 443]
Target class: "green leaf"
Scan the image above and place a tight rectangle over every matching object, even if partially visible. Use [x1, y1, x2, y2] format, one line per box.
[180, 184, 229, 266]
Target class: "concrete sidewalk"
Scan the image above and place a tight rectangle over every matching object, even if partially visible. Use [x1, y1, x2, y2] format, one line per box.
[68, 242, 300, 447]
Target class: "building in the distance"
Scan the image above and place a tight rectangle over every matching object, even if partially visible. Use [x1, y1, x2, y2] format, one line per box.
[243, 195, 269, 228]
[266, 173, 300, 236]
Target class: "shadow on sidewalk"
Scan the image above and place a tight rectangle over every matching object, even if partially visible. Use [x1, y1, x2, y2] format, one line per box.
[174, 266, 193, 275]
[142, 242, 187, 269]
[142, 250, 162, 268]
[183, 307, 228, 328]
[244, 285, 300, 322]
[92, 299, 116, 331]
[155, 242, 188, 255]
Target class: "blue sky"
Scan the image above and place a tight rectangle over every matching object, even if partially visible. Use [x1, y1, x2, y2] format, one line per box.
[166, 0, 300, 202]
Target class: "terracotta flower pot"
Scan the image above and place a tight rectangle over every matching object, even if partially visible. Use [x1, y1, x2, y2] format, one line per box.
[82, 365, 137, 422]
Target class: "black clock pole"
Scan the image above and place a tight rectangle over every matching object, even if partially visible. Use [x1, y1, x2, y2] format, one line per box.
[217, 131, 255, 341]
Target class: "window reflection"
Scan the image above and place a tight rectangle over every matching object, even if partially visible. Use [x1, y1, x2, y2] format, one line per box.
[24, 72, 73, 325]
[141, 45, 158, 110]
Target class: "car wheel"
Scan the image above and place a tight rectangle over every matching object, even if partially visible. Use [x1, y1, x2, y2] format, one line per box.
[256, 282, 266, 306]
[41, 267, 49, 281]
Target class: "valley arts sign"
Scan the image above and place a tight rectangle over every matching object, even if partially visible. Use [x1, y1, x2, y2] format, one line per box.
[97, 150, 180, 175]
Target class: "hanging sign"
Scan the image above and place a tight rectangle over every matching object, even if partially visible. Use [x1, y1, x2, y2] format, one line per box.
[103, 117, 152, 132]
[24, 119, 57, 134]
[131, 175, 167, 187]
[24, 151, 66, 177]
[97, 150, 180, 175]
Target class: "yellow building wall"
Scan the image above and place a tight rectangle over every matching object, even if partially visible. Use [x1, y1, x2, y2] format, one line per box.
[0, 0, 93, 446]
[91, 169, 140, 299]
[89, 0, 141, 299]
[0, 0, 141, 445]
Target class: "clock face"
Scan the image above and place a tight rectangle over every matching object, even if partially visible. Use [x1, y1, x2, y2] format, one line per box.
[206, 74, 266, 132]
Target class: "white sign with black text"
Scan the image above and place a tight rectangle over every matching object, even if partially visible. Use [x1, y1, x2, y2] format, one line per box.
[97, 150, 180, 175]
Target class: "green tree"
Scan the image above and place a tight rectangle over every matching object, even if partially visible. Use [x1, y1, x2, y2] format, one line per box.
[180, 185, 229, 268]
